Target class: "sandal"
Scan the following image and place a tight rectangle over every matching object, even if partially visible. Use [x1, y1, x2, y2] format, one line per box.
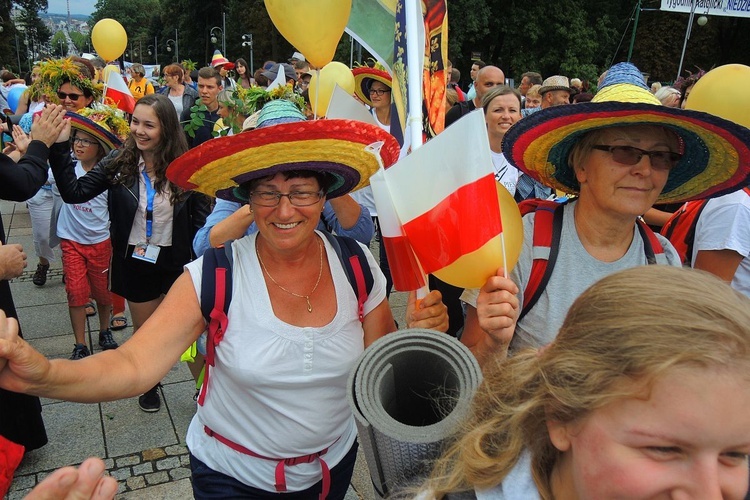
[84, 301, 96, 317]
[110, 314, 128, 331]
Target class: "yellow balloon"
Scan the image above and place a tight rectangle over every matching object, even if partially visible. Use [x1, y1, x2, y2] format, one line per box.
[684, 64, 750, 128]
[101, 64, 120, 83]
[265, 0, 351, 68]
[308, 62, 356, 117]
[91, 19, 128, 62]
[432, 184, 523, 289]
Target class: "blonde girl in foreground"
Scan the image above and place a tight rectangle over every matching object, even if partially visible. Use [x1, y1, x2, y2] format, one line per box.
[422, 266, 750, 499]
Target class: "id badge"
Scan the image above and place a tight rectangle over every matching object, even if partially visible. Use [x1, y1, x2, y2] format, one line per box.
[132, 242, 160, 263]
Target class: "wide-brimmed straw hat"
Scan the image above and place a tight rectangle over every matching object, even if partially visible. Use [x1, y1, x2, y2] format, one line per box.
[502, 62, 750, 203]
[211, 50, 230, 68]
[352, 67, 392, 107]
[67, 103, 129, 152]
[167, 99, 401, 203]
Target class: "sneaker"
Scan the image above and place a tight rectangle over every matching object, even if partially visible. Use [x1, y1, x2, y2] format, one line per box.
[32, 263, 49, 286]
[70, 344, 91, 360]
[98, 330, 118, 350]
[138, 386, 161, 412]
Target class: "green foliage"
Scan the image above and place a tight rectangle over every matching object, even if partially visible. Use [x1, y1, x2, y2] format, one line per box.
[51, 30, 68, 57]
[69, 30, 90, 53]
[183, 101, 208, 138]
[90, 0, 160, 56]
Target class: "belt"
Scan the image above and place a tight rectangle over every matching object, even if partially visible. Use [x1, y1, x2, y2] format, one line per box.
[204, 425, 333, 499]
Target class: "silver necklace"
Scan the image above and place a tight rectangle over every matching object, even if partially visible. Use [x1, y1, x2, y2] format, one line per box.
[256, 238, 323, 313]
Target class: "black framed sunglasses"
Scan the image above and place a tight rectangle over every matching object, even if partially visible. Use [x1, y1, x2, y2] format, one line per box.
[57, 91, 83, 101]
[368, 89, 391, 96]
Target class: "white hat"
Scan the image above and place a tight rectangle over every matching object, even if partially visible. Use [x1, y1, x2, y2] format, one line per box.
[289, 51, 306, 62]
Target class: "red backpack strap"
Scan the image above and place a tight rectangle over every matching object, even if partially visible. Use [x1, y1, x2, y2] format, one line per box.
[519, 201, 565, 322]
[636, 218, 663, 265]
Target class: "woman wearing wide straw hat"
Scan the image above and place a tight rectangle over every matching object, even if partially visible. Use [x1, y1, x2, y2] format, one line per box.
[460, 62, 750, 366]
[420, 266, 750, 498]
[0, 107, 448, 498]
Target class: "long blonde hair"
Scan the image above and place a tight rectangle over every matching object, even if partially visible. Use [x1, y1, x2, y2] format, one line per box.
[424, 266, 750, 499]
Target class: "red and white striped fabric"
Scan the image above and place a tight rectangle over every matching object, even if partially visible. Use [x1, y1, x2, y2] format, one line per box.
[104, 71, 135, 114]
[382, 111, 504, 288]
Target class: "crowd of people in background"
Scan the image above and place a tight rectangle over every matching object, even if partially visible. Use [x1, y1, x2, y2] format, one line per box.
[1, 46, 750, 499]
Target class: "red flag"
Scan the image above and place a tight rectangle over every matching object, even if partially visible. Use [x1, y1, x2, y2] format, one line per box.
[104, 71, 135, 114]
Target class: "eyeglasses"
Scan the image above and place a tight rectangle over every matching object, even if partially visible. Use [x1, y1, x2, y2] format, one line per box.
[57, 91, 83, 101]
[591, 145, 682, 171]
[250, 190, 324, 207]
[369, 89, 391, 96]
[72, 137, 98, 147]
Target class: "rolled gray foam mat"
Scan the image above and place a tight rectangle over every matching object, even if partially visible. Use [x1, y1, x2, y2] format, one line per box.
[347, 329, 482, 497]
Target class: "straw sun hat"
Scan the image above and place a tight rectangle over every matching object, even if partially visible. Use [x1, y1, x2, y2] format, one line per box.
[502, 62, 750, 203]
[67, 103, 130, 152]
[352, 66, 392, 107]
[167, 100, 400, 203]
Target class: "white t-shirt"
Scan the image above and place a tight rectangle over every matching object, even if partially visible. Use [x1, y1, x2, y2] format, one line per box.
[56, 161, 110, 244]
[184, 231, 386, 492]
[491, 151, 519, 196]
[692, 190, 750, 297]
[168, 94, 183, 117]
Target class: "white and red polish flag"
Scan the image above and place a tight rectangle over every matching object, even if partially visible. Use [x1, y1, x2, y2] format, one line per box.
[104, 71, 135, 114]
[370, 168, 427, 291]
[381, 110, 505, 289]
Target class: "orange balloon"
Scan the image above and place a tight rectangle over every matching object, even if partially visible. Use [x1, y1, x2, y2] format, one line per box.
[432, 184, 523, 288]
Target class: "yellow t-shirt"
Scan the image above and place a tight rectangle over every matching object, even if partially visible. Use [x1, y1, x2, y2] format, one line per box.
[127, 78, 155, 101]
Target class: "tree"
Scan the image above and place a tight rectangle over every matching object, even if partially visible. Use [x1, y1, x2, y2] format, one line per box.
[51, 30, 68, 57]
[90, 0, 159, 61]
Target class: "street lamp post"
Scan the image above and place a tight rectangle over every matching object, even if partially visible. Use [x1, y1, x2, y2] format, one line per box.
[166, 38, 177, 62]
[148, 44, 157, 65]
[676, 0, 708, 80]
[210, 26, 223, 55]
[241, 33, 253, 75]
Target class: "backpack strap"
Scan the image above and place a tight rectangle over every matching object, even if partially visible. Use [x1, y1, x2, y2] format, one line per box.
[636, 218, 664, 265]
[519, 201, 565, 322]
[322, 232, 374, 323]
[197, 242, 233, 406]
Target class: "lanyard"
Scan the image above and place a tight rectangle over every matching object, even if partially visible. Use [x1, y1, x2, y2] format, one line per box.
[141, 171, 156, 241]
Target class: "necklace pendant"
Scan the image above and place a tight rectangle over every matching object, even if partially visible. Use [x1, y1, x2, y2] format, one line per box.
[305, 296, 313, 313]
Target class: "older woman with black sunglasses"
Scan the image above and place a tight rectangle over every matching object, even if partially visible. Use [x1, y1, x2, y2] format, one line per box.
[459, 62, 750, 366]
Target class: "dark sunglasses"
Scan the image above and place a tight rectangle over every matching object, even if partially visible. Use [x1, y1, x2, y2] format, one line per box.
[591, 145, 682, 171]
[57, 91, 83, 101]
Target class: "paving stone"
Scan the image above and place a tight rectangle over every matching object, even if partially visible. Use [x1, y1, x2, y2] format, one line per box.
[14, 402, 105, 475]
[8, 474, 35, 491]
[109, 467, 132, 481]
[169, 467, 192, 481]
[7, 488, 32, 500]
[103, 458, 115, 470]
[115, 455, 141, 467]
[142, 448, 166, 461]
[156, 456, 181, 470]
[160, 379, 198, 442]
[180, 455, 191, 467]
[165, 444, 188, 456]
[101, 395, 179, 456]
[116, 478, 194, 499]
[125, 475, 146, 490]
[116, 481, 128, 494]
[144, 471, 170, 485]
[132, 462, 154, 476]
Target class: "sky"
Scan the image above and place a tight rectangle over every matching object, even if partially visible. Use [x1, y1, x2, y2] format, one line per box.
[46, 0, 96, 16]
